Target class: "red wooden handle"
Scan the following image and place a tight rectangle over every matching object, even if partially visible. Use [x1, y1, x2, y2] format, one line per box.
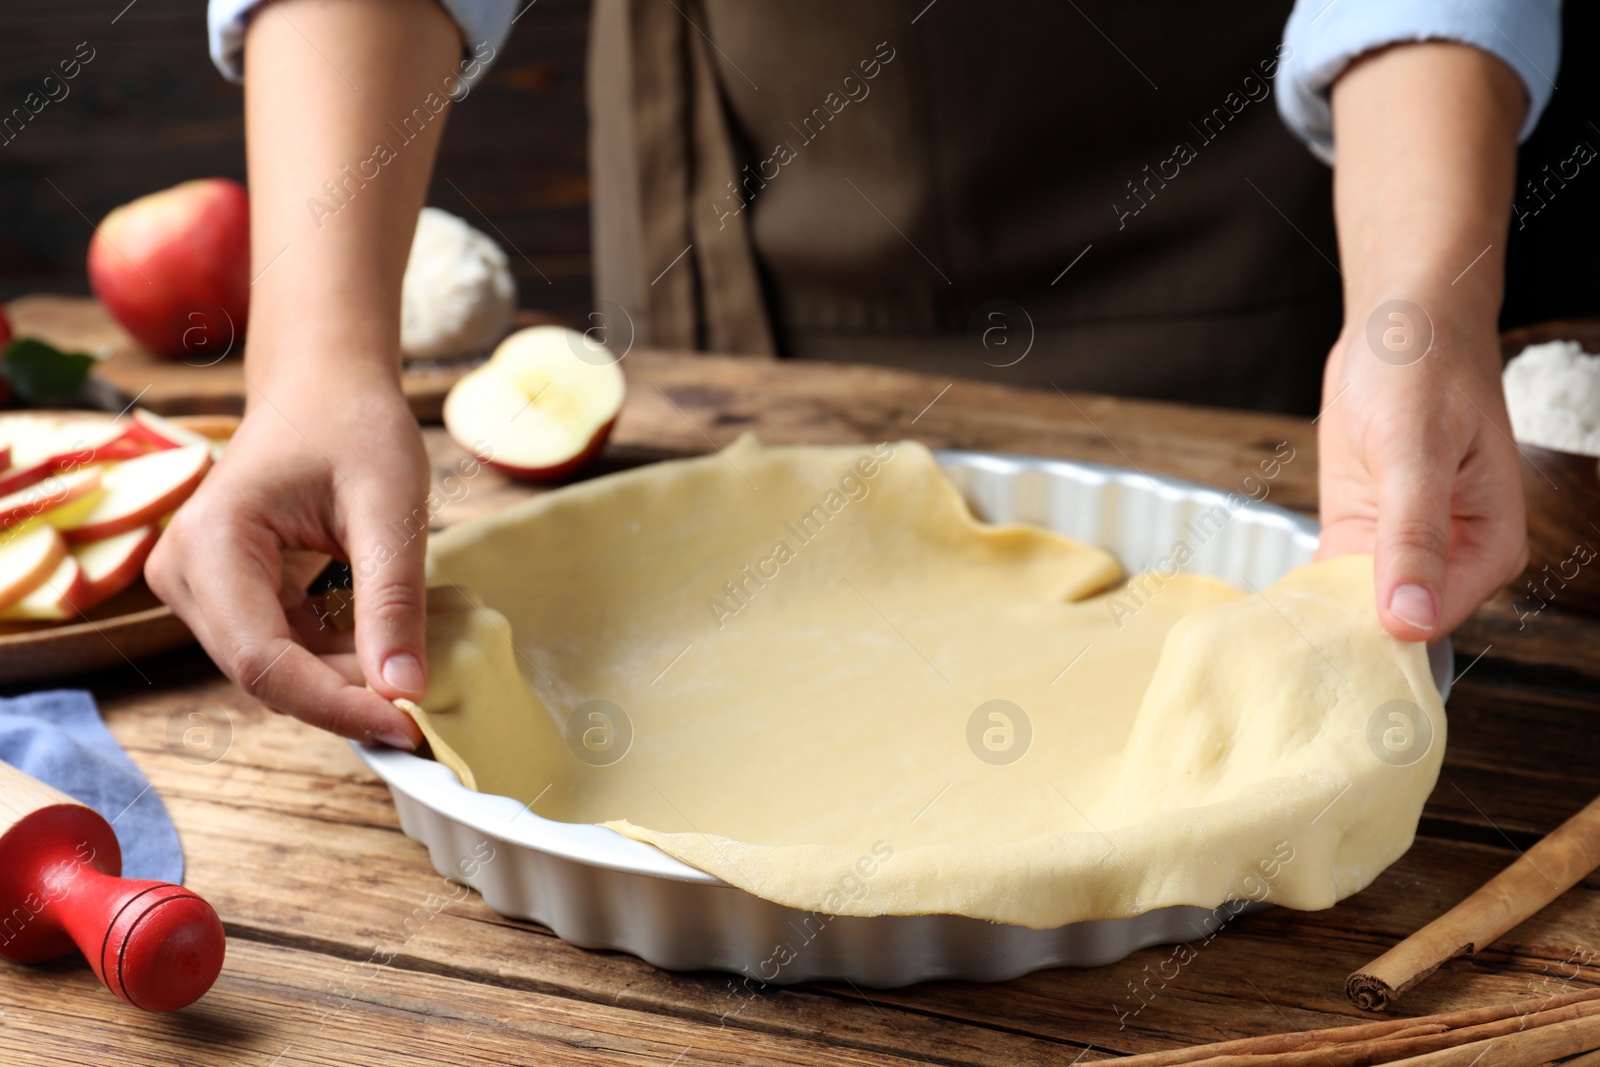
[59, 867, 225, 1012]
[0, 803, 224, 1012]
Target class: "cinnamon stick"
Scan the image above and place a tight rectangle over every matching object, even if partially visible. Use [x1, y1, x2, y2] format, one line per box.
[1112, 989, 1600, 1067]
[1203, 999, 1600, 1067]
[1348, 792, 1600, 1011]
[1383, 1012, 1600, 1065]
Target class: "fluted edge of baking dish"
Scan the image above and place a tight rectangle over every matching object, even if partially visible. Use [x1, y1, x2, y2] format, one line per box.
[353, 450, 1454, 986]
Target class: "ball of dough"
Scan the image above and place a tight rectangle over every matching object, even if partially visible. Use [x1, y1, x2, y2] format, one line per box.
[400, 207, 517, 361]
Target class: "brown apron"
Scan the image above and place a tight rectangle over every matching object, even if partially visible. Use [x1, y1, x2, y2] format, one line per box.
[587, 0, 1341, 414]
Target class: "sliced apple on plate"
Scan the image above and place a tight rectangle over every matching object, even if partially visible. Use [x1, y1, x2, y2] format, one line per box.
[442, 325, 625, 481]
[70, 524, 160, 610]
[1, 554, 88, 621]
[0, 467, 103, 532]
[0, 522, 68, 615]
[133, 408, 226, 461]
[59, 444, 211, 544]
[0, 416, 132, 496]
[89, 423, 171, 463]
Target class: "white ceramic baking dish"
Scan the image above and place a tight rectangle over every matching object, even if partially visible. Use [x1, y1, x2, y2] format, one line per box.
[354, 450, 1454, 986]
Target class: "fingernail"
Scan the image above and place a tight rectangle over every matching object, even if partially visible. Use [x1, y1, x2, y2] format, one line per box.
[375, 728, 417, 751]
[381, 652, 425, 696]
[1389, 583, 1438, 632]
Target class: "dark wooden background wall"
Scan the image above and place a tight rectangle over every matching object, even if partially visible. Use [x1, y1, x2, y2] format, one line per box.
[0, 0, 595, 323]
[0, 1, 1595, 335]
[1500, 1, 1600, 330]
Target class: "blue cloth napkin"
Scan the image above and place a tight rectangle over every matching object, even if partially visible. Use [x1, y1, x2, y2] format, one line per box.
[0, 689, 183, 884]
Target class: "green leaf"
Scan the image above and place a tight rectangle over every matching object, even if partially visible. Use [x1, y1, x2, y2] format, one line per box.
[1, 337, 96, 404]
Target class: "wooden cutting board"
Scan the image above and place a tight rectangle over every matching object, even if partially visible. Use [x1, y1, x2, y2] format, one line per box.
[3, 295, 563, 422]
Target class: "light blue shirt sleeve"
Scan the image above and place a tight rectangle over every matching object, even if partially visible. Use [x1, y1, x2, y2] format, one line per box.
[1278, 0, 1562, 164]
[206, 0, 519, 83]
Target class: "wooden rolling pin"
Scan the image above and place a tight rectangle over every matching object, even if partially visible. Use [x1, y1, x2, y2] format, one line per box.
[1348, 791, 1600, 1012]
[0, 759, 225, 1011]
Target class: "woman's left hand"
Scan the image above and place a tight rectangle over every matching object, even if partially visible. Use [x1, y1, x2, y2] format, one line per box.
[1315, 301, 1527, 641]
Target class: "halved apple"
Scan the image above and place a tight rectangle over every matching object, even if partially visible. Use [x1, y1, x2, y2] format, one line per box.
[70, 524, 160, 610]
[442, 325, 625, 481]
[0, 468, 103, 532]
[1, 554, 87, 621]
[60, 445, 211, 544]
[0, 522, 68, 614]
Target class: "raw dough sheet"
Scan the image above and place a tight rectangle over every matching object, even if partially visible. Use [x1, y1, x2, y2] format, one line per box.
[402, 438, 1445, 928]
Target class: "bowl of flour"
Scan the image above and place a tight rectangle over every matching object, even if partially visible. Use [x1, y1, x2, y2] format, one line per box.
[1501, 338, 1600, 616]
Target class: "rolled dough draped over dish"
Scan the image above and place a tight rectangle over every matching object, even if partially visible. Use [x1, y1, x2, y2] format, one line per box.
[402, 437, 1445, 929]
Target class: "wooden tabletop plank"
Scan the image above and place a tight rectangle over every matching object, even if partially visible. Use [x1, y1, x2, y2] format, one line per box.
[3, 937, 935, 1067]
[1414, 678, 1600, 842]
[1455, 590, 1600, 688]
[616, 352, 1319, 513]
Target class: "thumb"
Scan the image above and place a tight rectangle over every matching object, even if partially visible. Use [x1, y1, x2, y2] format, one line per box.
[347, 495, 429, 701]
[1374, 460, 1451, 642]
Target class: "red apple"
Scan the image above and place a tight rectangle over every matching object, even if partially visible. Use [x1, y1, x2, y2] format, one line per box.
[70, 524, 159, 610]
[60, 444, 211, 544]
[87, 178, 249, 359]
[442, 326, 624, 481]
[2, 554, 88, 621]
[0, 522, 68, 614]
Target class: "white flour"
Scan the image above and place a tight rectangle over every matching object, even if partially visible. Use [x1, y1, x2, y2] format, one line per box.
[1503, 340, 1600, 456]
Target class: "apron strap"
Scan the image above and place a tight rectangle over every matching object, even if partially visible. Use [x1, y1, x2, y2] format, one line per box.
[588, 0, 775, 355]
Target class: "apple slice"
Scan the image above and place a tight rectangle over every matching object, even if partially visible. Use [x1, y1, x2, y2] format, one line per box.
[94, 422, 174, 462]
[442, 326, 625, 481]
[133, 408, 225, 461]
[0, 417, 134, 496]
[8, 416, 128, 464]
[0, 522, 68, 614]
[1, 554, 87, 621]
[0, 467, 103, 532]
[70, 524, 160, 610]
[60, 445, 211, 544]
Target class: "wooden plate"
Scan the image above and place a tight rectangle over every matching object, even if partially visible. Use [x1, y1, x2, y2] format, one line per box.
[0, 411, 238, 685]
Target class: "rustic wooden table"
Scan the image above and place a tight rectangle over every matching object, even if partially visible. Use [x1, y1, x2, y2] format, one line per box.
[0, 346, 1597, 1067]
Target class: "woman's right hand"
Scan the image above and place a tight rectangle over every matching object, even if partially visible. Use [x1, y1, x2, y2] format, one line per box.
[150, 0, 467, 742]
[146, 364, 429, 748]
